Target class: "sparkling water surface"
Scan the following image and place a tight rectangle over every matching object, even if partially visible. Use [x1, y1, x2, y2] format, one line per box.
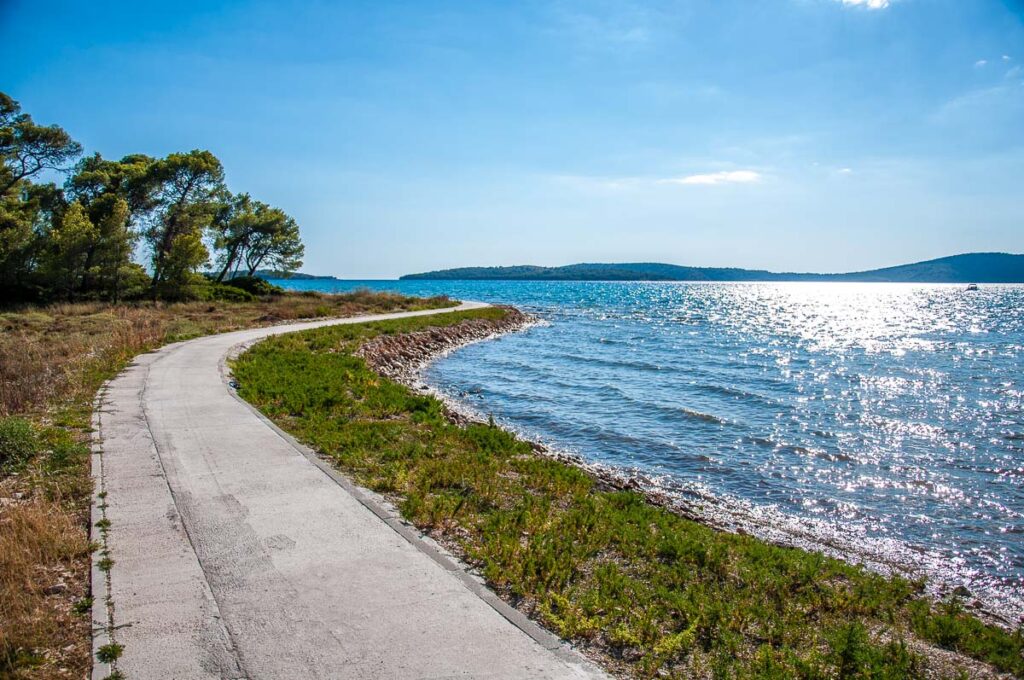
[272, 279, 1024, 621]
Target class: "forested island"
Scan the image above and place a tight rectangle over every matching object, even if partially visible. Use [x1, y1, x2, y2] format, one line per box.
[402, 252, 1024, 283]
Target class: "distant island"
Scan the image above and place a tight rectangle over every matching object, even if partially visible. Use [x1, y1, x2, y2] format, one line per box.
[252, 270, 339, 281]
[401, 252, 1024, 283]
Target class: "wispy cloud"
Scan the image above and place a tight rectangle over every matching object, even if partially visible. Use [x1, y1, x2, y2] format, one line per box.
[551, 169, 765, 191]
[547, 1, 659, 52]
[837, 0, 891, 9]
[660, 170, 762, 185]
[975, 59, 988, 68]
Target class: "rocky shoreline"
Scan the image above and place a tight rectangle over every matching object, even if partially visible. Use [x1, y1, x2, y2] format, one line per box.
[355, 305, 535, 387]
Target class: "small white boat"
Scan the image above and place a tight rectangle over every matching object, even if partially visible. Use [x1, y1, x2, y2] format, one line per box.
[966, 283, 979, 291]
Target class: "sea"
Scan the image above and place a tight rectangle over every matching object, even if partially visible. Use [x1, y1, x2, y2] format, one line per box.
[269, 278, 1024, 623]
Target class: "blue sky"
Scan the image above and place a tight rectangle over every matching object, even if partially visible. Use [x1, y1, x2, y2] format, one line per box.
[3, 0, 1022, 277]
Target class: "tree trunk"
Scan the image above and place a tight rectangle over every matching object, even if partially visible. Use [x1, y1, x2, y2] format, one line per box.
[216, 242, 241, 282]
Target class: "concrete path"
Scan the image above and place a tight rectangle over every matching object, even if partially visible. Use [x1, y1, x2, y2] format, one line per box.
[91, 302, 604, 680]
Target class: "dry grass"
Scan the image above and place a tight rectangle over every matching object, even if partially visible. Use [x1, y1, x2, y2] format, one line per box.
[0, 499, 91, 676]
[0, 289, 453, 679]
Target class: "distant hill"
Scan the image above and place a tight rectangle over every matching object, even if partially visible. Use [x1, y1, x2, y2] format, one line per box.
[401, 253, 1024, 283]
[251, 270, 339, 280]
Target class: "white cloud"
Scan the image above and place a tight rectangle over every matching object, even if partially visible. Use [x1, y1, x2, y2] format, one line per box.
[550, 169, 765, 191]
[838, 168, 854, 174]
[661, 170, 763, 185]
[838, 0, 890, 8]
[975, 59, 988, 67]
[1003, 55, 1012, 62]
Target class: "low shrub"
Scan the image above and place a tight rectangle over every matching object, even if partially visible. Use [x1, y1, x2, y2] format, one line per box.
[201, 284, 256, 302]
[223, 276, 284, 296]
[0, 417, 40, 473]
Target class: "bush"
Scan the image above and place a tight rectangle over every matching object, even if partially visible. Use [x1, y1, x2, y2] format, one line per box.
[223, 276, 284, 296]
[212, 284, 255, 302]
[114, 264, 152, 301]
[196, 283, 255, 303]
[0, 417, 40, 473]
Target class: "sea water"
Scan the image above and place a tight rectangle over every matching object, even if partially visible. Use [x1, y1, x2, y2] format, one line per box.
[270, 279, 1024, 622]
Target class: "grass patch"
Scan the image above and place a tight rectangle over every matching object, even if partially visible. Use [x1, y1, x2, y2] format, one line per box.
[0, 289, 454, 678]
[0, 418, 40, 474]
[95, 642, 123, 664]
[72, 597, 93, 616]
[234, 309, 1024, 678]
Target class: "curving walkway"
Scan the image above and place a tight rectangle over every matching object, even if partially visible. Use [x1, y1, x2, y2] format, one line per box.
[91, 302, 604, 679]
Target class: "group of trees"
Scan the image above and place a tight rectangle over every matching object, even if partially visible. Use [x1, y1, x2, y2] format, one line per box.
[0, 92, 303, 303]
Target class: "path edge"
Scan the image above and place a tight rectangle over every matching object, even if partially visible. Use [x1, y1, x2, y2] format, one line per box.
[90, 383, 112, 680]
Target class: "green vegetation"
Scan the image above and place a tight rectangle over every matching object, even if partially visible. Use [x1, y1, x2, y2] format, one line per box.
[234, 308, 1024, 678]
[72, 597, 93, 616]
[0, 417, 39, 474]
[0, 91, 305, 304]
[95, 642, 123, 664]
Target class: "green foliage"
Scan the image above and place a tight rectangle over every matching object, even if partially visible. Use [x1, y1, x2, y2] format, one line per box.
[908, 598, 1024, 673]
[95, 642, 123, 664]
[40, 201, 97, 300]
[66, 152, 157, 217]
[211, 193, 304, 281]
[0, 92, 306, 305]
[0, 416, 40, 473]
[233, 309, 1024, 678]
[144, 150, 224, 296]
[72, 597, 94, 616]
[153, 233, 209, 300]
[198, 282, 256, 302]
[0, 412, 89, 482]
[222, 275, 284, 296]
[0, 92, 82, 195]
[0, 194, 39, 295]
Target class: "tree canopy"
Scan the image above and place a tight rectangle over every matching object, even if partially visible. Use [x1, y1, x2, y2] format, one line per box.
[0, 93, 82, 195]
[0, 92, 304, 304]
[212, 193, 305, 281]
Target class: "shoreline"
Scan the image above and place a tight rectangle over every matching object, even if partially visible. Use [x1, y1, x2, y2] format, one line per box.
[357, 305, 1021, 630]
